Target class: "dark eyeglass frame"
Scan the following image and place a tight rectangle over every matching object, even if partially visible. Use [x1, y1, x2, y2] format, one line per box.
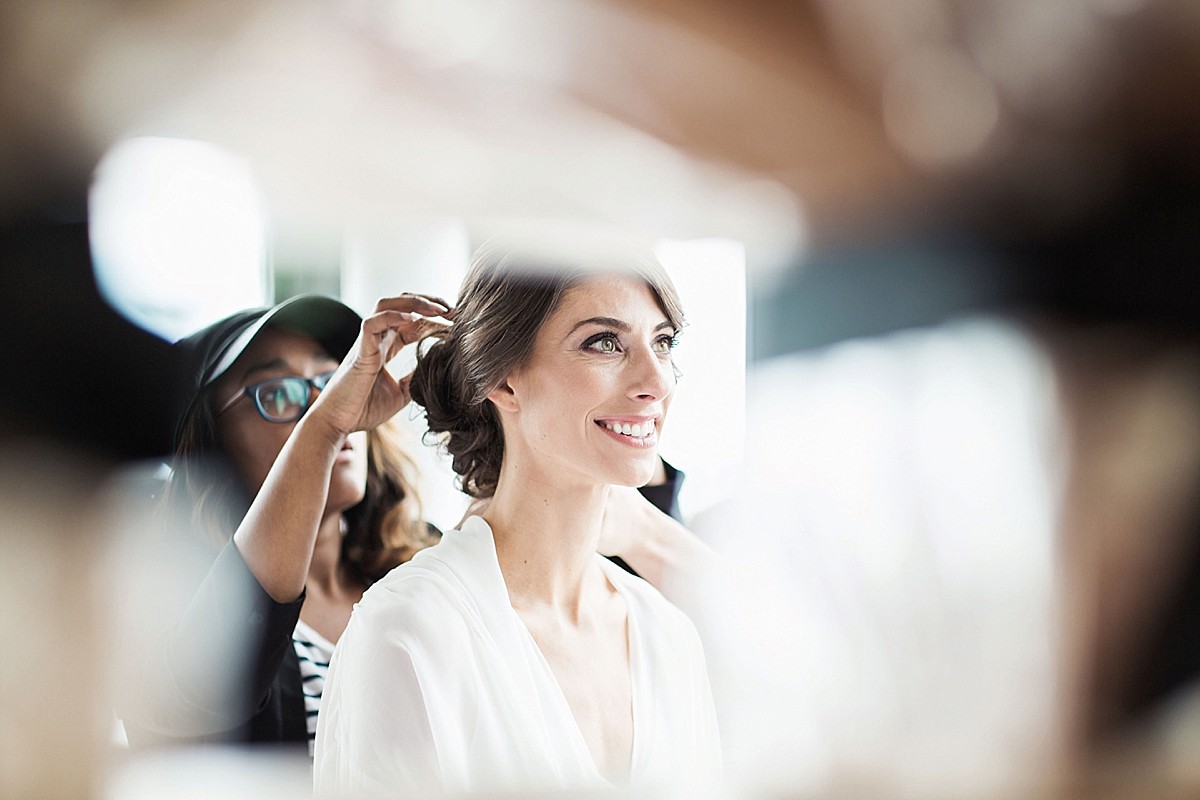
[216, 370, 338, 423]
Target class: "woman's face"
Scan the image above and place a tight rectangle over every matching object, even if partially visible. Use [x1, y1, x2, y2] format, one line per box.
[213, 327, 368, 513]
[501, 274, 678, 489]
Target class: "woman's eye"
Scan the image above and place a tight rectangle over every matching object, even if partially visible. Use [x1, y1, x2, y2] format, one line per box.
[260, 388, 286, 414]
[584, 334, 621, 354]
[257, 380, 306, 414]
[653, 334, 678, 354]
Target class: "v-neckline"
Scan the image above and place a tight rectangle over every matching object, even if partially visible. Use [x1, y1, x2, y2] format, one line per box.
[508, 555, 641, 787]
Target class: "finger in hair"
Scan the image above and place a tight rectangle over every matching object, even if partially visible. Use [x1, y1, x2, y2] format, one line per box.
[373, 294, 453, 318]
[362, 310, 450, 347]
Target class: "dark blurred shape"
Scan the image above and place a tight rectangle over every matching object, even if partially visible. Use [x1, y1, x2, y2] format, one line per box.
[760, 0, 1199, 339]
[996, 162, 1200, 342]
[0, 4, 259, 798]
[751, 232, 1011, 358]
[753, 158, 1200, 356]
[0, 209, 191, 462]
[0, 1, 243, 465]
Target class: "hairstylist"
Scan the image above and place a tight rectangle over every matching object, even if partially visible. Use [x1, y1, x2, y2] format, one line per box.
[121, 293, 449, 754]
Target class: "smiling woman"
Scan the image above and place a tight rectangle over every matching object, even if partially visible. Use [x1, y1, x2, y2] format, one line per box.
[409, 238, 685, 500]
[313, 238, 721, 796]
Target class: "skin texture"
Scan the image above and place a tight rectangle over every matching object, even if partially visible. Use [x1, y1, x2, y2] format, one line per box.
[481, 275, 678, 784]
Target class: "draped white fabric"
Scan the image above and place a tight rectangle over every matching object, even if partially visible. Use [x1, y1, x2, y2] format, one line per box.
[313, 515, 721, 797]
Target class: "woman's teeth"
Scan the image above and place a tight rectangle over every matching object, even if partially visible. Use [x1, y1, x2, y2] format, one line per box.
[602, 419, 656, 438]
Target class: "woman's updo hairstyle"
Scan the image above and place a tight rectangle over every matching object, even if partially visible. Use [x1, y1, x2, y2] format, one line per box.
[409, 233, 685, 499]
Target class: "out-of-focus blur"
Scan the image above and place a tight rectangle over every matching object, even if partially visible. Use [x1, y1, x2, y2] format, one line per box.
[2, 0, 1200, 798]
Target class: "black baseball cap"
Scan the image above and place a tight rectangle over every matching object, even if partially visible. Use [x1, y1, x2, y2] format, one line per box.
[172, 294, 361, 447]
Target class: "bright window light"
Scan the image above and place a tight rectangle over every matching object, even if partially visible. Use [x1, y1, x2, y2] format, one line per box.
[89, 137, 270, 342]
[655, 238, 746, 521]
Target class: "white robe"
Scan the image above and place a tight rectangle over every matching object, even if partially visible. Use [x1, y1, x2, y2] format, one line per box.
[313, 515, 721, 797]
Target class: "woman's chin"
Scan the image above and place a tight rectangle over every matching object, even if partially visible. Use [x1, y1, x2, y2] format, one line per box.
[327, 481, 367, 515]
[602, 458, 659, 489]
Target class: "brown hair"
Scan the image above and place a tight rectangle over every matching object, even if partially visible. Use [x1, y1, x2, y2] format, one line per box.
[164, 369, 436, 585]
[408, 235, 685, 498]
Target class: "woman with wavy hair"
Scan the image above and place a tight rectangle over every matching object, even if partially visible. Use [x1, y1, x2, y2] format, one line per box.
[120, 293, 448, 754]
[314, 240, 721, 795]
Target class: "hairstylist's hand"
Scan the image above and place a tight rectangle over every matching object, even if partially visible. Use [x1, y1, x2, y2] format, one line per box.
[310, 294, 452, 437]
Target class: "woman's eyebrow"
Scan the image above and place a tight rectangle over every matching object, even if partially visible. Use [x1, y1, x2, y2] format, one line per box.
[239, 358, 290, 383]
[240, 349, 337, 381]
[567, 317, 675, 335]
[568, 316, 629, 335]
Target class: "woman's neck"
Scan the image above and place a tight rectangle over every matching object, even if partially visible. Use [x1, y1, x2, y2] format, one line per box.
[301, 513, 366, 643]
[306, 513, 350, 595]
[483, 465, 611, 618]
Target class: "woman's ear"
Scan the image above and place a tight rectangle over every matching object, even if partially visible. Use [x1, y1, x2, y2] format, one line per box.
[486, 377, 519, 414]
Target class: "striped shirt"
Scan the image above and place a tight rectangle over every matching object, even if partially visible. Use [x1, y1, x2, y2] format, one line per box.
[292, 619, 335, 757]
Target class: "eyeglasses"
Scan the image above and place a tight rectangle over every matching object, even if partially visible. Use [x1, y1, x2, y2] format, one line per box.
[217, 370, 337, 423]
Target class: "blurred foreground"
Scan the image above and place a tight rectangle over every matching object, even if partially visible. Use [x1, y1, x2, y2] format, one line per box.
[3, 1, 1200, 798]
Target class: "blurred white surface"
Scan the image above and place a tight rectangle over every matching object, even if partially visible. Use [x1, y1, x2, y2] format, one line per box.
[692, 317, 1065, 796]
[106, 747, 312, 800]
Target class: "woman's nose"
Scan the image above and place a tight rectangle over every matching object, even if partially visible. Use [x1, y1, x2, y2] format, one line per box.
[626, 344, 674, 401]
